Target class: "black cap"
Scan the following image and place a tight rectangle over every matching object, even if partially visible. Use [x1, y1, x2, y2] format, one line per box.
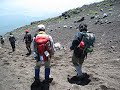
[79, 23, 87, 32]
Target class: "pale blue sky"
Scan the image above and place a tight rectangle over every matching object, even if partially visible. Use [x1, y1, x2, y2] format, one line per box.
[0, 0, 104, 35]
[0, 0, 104, 17]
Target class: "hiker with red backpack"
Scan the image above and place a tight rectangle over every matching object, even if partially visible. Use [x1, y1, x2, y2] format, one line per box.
[33, 24, 55, 84]
[70, 23, 95, 82]
[23, 29, 32, 55]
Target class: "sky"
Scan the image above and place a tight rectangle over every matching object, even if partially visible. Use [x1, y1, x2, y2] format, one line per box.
[0, 0, 104, 35]
[0, 0, 104, 17]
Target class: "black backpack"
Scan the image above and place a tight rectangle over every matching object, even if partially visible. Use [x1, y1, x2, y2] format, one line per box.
[74, 32, 95, 58]
[9, 37, 16, 43]
[24, 34, 32, 43]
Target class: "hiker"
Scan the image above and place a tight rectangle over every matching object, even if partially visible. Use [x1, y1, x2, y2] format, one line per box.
[70, 23, 95, 81]
[33, 24, 55, 83]
[0, 36, 5, 47]
[23, 29, 32, 55]
[9, 33, 16, 52]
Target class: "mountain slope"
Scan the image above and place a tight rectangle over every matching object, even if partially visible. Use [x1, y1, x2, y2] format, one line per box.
[0, 0, 120, 90]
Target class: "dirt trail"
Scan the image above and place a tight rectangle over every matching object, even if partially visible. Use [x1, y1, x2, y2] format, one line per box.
[0, 0, 120, 90]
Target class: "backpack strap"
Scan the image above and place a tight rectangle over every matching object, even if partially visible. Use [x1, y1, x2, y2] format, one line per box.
[79, 32, 88, 58]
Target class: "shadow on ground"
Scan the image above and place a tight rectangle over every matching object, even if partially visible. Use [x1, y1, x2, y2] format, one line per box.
[67, 73, 91, 86]
[31, 80, 50, 90]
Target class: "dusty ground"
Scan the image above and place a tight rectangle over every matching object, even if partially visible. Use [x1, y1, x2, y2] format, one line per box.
[0, 0, 120, 90]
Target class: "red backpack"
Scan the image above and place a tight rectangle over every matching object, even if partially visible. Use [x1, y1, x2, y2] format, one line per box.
[35, 35, 50, 61]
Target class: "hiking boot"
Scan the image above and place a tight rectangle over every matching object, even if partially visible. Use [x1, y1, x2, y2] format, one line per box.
[26, 53, 31, 55]
[82, 73, 90, 78]
[77, 75, 84, 81]
[12, 48, 15, 52]
[32, 78, 41, 87]
[76, 73, 90, 80]
[43, 78, 53, 83]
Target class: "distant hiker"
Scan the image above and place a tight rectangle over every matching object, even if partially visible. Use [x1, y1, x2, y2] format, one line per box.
[33, 24, 55, 84]
[70, 23, 95, 81]
[0, 36, 5, 47]
[23, 29, 32, 55]
[9, 33, 16, 52]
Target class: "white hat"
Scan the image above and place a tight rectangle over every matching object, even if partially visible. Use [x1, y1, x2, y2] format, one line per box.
[37, 24, 45, 30]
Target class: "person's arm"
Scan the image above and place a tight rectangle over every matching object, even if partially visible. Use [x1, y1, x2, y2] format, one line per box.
[33, 36, 38, 59]
[23, 34, 26, 42]
[70, 32, 82, 50]
[9, 37, 10, 42]
[13, 37, 16, 41]
[30, 34, 33, 42]
[49, 35, 55, 55]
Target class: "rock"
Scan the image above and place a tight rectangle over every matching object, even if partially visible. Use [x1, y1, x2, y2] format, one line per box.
[100, 9, 103, 12]
[103, 13, 108, 18]
[63, 25, 67, 28]
[90, 16, 95, 19]
[70, 26, 73, 29]
[54, 42, 62, 50]
[76, 17, 85, 22]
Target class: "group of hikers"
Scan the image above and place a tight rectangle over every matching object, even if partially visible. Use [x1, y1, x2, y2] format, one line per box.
[32, 23, 95, 85]
[0, 35, 5, 47]
[0, 23, 95, 86]
[0, 33, 16, 51]
[0, 30, 32, 54]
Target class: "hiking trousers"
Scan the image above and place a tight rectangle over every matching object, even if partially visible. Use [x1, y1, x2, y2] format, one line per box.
[35, 60, 50, 69]
[10, 42, 15, 51]
[72, 53, 85, 66]
[25, 42, 31, 54]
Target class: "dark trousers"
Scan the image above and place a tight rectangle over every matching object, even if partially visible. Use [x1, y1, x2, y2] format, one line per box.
[10, 42, 15, 51]
[26, 42, 31, 54]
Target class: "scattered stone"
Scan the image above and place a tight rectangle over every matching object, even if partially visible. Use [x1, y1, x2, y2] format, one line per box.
[76, 17, 85, 22]
[63, 25, 67, 28]
[54, 42, 62, 50]
[103, 13, 108, 18]
[100, 85, 108, 90]
[100, 9, 103, 12]
[50, 30, 53, 32]
[91, 16, 95, 19]
[70, 26, 72, 29]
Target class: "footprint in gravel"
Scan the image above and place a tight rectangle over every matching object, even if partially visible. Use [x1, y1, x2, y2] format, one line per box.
[89, 74, 101, 85]
[90, 74, 100, 82]
[3, 60, 10, 65]
[3, 62, 10, 65]
[100, 85, 108, 90]
[53, 56, 62, 60]
[51, 81, 56, 86]
[100, 85, 116, 90]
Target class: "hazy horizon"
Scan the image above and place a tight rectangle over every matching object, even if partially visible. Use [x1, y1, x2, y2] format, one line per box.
[0, 0, 104, 35]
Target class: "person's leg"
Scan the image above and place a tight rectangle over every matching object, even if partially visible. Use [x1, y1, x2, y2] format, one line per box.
[44, 60, 50, 79]
[26, 43, 28, 53]
[28, 45, 31, 54]
[10, 42, 14, 51]
[32, 61, 41, 86]
[72, 53, 83, 77]
[26, 43, 31, 55]
[44, 59, 53, 83]
[12, 42, 15, 51]
[35, 61, 41, 80]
